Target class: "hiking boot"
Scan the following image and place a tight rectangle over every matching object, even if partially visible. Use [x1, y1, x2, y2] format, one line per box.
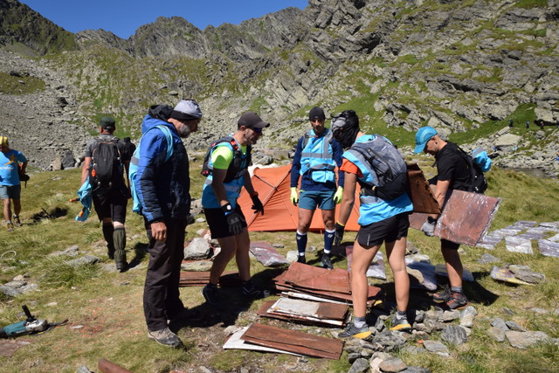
[5, 221, 14, 232]
[242, 281, 268, 299]
[12, 215, 21, 227]
[297, 255, 306, 264]
[147, 327, 183, 348]
[433, 287, 451, 303]
[446, 292, 468, 310]
[390, 316, 412, 332]
[338, 323, 372, 339]
[116, 261, 128, 273]
[202, 283, 219, 306]
[321, 253, 333, 269]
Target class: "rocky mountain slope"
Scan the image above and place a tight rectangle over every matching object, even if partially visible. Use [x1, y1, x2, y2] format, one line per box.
[0, 0, 558, 175]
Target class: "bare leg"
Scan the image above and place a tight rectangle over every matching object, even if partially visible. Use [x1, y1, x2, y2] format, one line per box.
[209, 235, 237, 285]
[350, 240, 380, 318]
[235, 229, 251, 282]
[385, 237, 410, 313]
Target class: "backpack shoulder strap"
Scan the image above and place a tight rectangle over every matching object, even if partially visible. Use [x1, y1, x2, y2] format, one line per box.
[155, 125, 174, 161]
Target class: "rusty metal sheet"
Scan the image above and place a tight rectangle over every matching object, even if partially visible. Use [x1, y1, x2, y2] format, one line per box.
[257, 299, 348, 326]
[179, 271, 240, 287]
[410, 190, 501, 246]
[241, 323, 344, 360]
[407, 163, 440, 214]
[98, 359, 133, 373]
[274, 262, 350, 294]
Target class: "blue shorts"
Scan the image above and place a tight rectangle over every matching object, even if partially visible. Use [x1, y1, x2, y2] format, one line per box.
[299, 190, 335, 211]
[0, 184, 21, 200]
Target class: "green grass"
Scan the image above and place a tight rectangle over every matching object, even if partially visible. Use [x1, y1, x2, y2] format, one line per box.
[0, 71, 46, 95]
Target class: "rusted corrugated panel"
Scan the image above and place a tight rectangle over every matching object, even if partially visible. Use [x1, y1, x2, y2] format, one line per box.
[257, 299, 348, 326]
[407, 163, 440, 214]
[179, 271, 240, 287]
[98, 359, 133, 373]
[241, 323, 343, 359]
[410, 190, 501, 246]
[274, 262, 350, 294]
[436, 190, 501, 246]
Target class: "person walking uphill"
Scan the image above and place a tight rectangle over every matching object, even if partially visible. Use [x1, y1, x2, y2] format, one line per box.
[0, 136, 28, 232]
[332, 110, 413, 339]
[132, 99, 203, 348]
[201, 112, 268, 306]
[290, 107, 344, 269]
[413, 126, 471, 310]
[81, 117, 131, 271]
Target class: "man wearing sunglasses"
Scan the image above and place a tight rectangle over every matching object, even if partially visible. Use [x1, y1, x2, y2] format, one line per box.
[201, 112, 269, 306]
[289, 107, 345, 269]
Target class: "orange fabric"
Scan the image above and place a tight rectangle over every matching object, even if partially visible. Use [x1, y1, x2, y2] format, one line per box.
[340, 159, 363, 177]
[237, 165, 361, 232]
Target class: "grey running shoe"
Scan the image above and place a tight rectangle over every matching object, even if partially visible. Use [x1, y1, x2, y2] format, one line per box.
[321, 253, 333, 269]
[433, 286, 451, 303]
[242, 281, 268, 299]
[147, 327, 183, 348]
[446, 292, 468, 310]
[339, 323, 372, 339]
[202, 283, 219, 305]
[390, 316, 412, 332]
[12, 215, 21, 227]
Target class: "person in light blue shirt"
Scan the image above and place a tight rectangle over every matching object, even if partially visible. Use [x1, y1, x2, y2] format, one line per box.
[0, 136, 28, 231]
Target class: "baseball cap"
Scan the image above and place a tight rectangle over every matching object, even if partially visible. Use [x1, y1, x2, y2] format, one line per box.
[171, 99, 203, 121]
[99, 116, 115, 130]
[414, 126, 438, 153]
[0, 136, 8, 147]
[238, 112, 270, 129]
[309, 107, 325, 121]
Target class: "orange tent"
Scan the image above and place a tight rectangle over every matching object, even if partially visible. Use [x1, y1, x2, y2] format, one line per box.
[238, 165, 361, 232]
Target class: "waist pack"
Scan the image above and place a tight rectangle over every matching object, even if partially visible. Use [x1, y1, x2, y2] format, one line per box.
[129, 125, 174, 214]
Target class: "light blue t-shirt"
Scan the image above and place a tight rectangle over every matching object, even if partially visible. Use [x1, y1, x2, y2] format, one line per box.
[0, 150, 27, 186]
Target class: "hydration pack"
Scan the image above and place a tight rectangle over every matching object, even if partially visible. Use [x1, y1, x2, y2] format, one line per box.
[89, 137, 122, 188]
[200, 136, 251, 183]
[457, 147, 491, 194]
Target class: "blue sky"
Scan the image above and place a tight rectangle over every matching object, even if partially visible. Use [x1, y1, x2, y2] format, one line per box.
[19, 0, 309, 39]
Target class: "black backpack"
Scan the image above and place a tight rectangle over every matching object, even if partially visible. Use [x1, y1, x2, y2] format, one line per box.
[201, 136, 251, 183]
[90, 137, 123, 187]
[457, 146, 487, 194]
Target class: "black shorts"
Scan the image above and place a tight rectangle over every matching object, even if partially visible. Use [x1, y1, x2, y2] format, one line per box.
[92, 186, 128, 223]
[441, 239, 460, 250]
[356, 212, 410, 248]
[204, 205, 247, 239]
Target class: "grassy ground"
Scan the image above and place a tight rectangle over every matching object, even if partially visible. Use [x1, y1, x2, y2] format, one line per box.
[0, 161, 558, 373]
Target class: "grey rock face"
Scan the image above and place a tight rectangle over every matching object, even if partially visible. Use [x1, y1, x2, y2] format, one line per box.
[422, 340, 450, 357]
[184, 237, 212, 260]
[348, 358, 369, 373]
[441, 325, 468, 345]
[506, 331, 550, 349]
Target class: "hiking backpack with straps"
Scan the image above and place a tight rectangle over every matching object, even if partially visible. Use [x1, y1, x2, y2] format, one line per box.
[89, 136, 123, 188]
[349, 135, 408, 201]
[456, 146, 491, 194]
[200, 136, 251, 183]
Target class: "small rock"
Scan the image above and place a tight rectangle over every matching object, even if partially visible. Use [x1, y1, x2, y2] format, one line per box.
[508, 265, 545, 284]
[505, 321, 526, 332]
[528, 307, 548, 314]
[184, 238, 212, 260]
[502, 307, 515, 315]
[459, 306, 477, 328]
[66, 255, 100, 267]
[46, 302, 58, 307]
[348, 358, 370, 373]
[422, 340, 450, 357]
[76, 366, 94, 373]
[272, 243, 284, 248]
[441, 310, 460, 322]
[441, 325, 468, 345]
[348, 352, 361, 364]
[487, 326, 506, 342]
[379, 357, 407, 372]
[506, 330, 550, 349]
[478, 253, 500, 264]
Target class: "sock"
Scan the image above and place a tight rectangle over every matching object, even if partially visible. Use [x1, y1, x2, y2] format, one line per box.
[396, 310, 407, 320]
[102, 223, 114, 253]
[296, 231, 307, 254]
[353, 316, 367, 328]
[324, 228, 335, 255]
[451, 286, 463, 294]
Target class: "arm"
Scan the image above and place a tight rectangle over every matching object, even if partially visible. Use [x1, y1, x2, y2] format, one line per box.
[332, 140, 345, 188]
[81, 157, 91, 184]
[243, 169, 257, 197]
[211, 168, 230, 207]
[290, 137, 303, 188]
[338, 172, 356, 225]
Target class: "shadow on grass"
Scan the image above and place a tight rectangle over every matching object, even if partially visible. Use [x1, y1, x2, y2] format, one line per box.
[128, 242, 148, 269]
[171, 268, 285, 331]
[30, 207, 68, 223]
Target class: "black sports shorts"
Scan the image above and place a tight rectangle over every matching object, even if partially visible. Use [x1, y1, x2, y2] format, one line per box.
[356, 212, 410, 248]
[203, 205, 247, 239]
[92, 187, 128, 223]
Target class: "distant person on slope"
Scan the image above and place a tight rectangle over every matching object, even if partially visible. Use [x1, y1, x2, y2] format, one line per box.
[81, 117, 131, 271]
[0, 136, 28, 232]
[133, 99, 203, 348]
[333, 110, 413, 339]
[289, 107, 344, 269]
[413, 126, 471, 310]
[201, 112, 269, 306]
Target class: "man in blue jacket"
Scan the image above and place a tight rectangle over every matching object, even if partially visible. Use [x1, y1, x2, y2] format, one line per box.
[290, 107, 344, 269]
[133, 99, 202, 348]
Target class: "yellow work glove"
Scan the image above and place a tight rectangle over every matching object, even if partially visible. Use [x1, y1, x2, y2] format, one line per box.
[333, 186, 344, 204]
[290, 187, 299, 206]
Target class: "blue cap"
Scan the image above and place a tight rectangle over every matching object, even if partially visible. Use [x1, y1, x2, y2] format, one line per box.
[414, 126, 438, 153]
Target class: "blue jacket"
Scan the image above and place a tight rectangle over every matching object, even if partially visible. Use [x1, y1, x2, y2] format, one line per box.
[134, 115, 190, 223]
[290, 129, 344, 192]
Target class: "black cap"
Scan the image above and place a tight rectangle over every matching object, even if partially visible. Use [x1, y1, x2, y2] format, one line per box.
[99, 116, 115, 130]
[238, 112, 270, 129]
[309, 107, 325, 121]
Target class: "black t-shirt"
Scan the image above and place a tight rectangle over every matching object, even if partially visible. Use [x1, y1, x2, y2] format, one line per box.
[435, 142, 470, 191]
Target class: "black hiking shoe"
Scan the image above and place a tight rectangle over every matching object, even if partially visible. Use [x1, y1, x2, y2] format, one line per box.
[242, 281, 268, 299]
[433, 287, 451, 303]
[338, 323, 372, 339]
[446, 292, 468, 310]
[297, 255, 306, 264]
[321, 253, 333, 269]
[147, 327, 183, 348]
[202, 283, 219, 306]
